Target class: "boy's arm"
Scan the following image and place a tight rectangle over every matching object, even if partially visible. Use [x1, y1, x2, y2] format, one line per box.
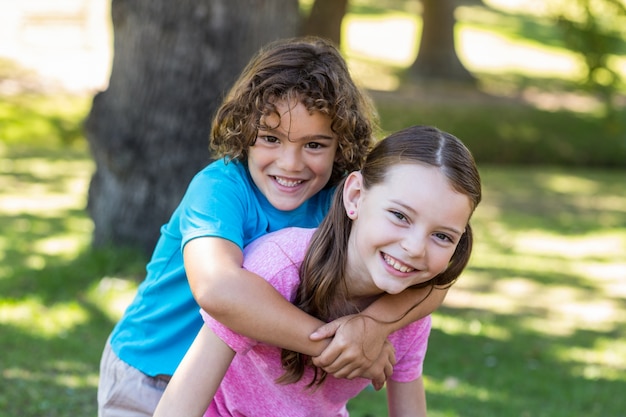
[185, 236, 396, 384]
[153, 325, 234, 417]
[312, 287, 447, 379]
[185, 236, 329, 356]
[386, 377, 428, 417]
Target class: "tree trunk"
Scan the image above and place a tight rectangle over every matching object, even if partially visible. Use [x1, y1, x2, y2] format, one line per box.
[300, 0, 348, 46]
[85, 0, 299, 254]
[408, 0, 475, 83]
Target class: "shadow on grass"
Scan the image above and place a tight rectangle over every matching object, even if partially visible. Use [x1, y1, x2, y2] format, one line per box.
[350, 305, 626, 417]
[373, 90, 626, 167]
[0, 243, 146, 416]
[422, 306, 626, 417]
[0, 292, 115, 416]
[479, 166, 626, 234]
[467, 3, 626, 56]
[3, 159, 625, 416]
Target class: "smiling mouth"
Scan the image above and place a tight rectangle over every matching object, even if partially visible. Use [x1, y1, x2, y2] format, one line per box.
[273, 176, 304, 187]
[383, 253, 415, 273]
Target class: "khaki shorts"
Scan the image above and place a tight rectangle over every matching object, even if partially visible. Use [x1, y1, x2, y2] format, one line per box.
[97, 337, 170, 417]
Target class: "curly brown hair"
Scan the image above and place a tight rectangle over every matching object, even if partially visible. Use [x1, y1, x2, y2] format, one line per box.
[210, 37, 378, 187]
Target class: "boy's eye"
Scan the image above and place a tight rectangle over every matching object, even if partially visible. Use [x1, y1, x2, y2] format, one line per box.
[263, 135, 279, 143]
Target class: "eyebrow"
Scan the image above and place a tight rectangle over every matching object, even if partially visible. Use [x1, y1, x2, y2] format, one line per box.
[392, 199, 464, 236]
[260, 127, 336, 142]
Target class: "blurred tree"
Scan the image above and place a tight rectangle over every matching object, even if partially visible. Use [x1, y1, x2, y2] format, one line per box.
[408, 0, 475, 83]
[555, 0, 626, 117]
[299, 0, 349, 46]
[85, 0, 299, 254]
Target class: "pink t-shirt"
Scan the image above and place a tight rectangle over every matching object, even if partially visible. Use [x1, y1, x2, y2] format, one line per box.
[201, 227, 431, 417]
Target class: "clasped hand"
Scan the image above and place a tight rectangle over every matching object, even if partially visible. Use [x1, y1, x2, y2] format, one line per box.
[309, 314, 396, 390]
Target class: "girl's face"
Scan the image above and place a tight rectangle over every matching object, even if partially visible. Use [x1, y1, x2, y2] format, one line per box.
[344, 163, 473, 299]
[248, 99, 338, 211]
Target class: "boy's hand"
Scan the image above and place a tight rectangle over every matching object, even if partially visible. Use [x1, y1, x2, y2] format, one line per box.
[310, 314, 396, 389]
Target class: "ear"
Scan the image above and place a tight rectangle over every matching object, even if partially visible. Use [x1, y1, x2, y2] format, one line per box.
[343, 171, 363, 219]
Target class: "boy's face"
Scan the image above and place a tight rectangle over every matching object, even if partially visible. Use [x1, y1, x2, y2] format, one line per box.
[248, 99, 338, 211]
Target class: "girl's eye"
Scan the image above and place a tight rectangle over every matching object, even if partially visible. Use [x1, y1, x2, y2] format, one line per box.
[391, 211, 407, 222]
[434, 232, 453, 243]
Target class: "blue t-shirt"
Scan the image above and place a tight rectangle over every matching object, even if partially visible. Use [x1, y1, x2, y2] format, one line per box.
[109, 158, 334, 376]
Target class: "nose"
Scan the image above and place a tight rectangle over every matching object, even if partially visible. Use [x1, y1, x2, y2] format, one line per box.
[276, 144, 304, 172]
[401, 232, 426, 258]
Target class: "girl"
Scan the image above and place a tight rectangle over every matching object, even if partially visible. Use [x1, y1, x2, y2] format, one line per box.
[98, 37, 448, 416]
[153, 125, 482, 417]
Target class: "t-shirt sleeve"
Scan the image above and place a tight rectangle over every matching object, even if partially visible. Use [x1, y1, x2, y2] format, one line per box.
[178, 162, 249, 250]
[389, 315, 432, 383]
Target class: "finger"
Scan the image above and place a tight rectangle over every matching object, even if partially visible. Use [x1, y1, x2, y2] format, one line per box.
[345, 366, 375, 381]
[310, 321, 342, 340]
[372, 378, 385, 391]
[311, 348, 341, 369]
[384, 362, 393, 380]
[325, 363, 359, 379]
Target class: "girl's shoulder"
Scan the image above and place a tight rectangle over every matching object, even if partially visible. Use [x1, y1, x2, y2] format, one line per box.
[242, 228, 316, 287]
[244, 227, 315, 260]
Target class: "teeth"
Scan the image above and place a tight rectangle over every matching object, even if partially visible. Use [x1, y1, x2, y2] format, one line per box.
[274, 176, 303, 187]
[383, 254, 415, 273]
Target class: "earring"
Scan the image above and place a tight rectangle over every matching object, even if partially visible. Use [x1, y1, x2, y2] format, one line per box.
[348, 210, 355, 216]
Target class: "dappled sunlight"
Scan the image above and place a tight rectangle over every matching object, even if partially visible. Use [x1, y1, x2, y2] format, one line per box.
[520, 87, 604, 112]
[542, 174, 626, 212]
[88, 277, 138, 322]
[543, 172, 603, 194]
[0, 297, 89, 337]
[0, 216, 92, 271]
[33, 232, 90, 258]
[0, 157, 92, 215]
[343, 6, 599, 99]
[344, 14, 418, 66]
[447, 261, 624, 336]
[514, 231, 626, 259]
[3, 362, 99, 388]
[0, 153, 93, 272]
[0, 192, 83, 215]
[483, 0, 551, 16]
[558, 339, 626, 380]
[346, 59, 401, 91]
[48, 360, 100, 388]
[24, 253, 46, 270]
[344, 14, 419, 91]
[426, 376, 501, 403]
[432, 314, 512, 341]
[459, 27, 582, 78]
[592, 264, 626, 296]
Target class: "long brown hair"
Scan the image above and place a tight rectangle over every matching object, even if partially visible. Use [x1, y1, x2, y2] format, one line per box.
[278, 125, 482, 386]
[210, 36, 378, 188]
